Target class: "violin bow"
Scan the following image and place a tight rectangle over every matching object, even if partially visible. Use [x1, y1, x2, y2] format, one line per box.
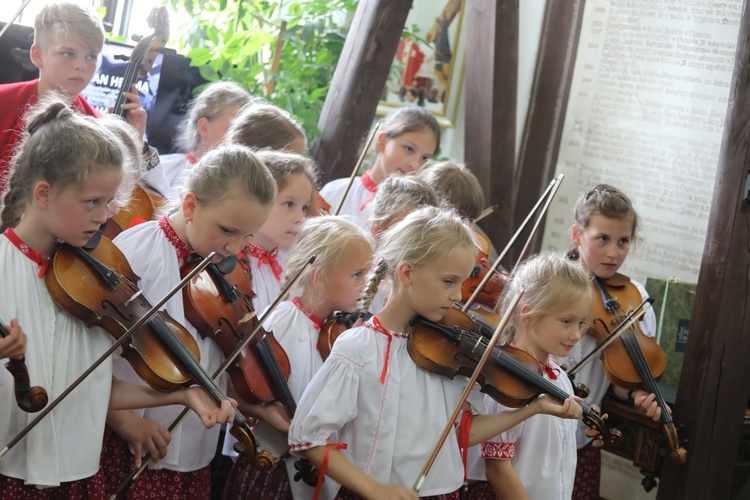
[462, 173, 564, 312]
[332, 123, 381, 216]
[109, 255, 317, 499]
[0, 0, 32, 42]
[472, 204, 498, 224]
[566, 297, 654, 377]
[0, 251, 216, 461]
[412, 288, 524, 493]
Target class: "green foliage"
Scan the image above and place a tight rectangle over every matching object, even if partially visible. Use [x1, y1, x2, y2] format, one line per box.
[166, 0, 358, 143]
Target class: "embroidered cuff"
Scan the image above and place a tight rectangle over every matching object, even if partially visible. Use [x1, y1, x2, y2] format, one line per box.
[481, 441, 516, 459]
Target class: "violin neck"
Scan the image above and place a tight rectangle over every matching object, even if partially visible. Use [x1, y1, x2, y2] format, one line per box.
[620, 331, 673, 425]
[255, 335, 297, 414]
[111, 54, 144, 118]
[0, 321, 9, 338]
[494, 349, 596, 417]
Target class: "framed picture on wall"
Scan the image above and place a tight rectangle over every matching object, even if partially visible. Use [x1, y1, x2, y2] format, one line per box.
[376, 0, 466, 128]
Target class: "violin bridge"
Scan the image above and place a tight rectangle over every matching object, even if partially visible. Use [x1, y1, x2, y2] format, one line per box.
[124, 289, 143, 307]
[238, 311, 257, 325]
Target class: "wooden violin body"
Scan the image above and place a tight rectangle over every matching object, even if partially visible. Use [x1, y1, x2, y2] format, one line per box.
[461, 228, 508, 309]
[318, 310, 372, 361]
[590, 274, 667, 388]
[181, 255, 294, 410]
[589, 273, 686, 463]
[102, 185, 165, 240]
[45, 237, 201, 392]
[410, 308, 621, 445]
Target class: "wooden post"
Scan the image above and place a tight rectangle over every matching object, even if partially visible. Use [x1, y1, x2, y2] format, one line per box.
[512, 0, 585, 260]
[312, 0, 413, 183]
[464, 0, 518, 255]
[656, 2, 750, 498]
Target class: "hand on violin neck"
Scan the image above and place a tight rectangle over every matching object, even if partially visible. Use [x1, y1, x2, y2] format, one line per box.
[182, 387, 236, 428]
[117, 84, 148, 139]
[230, 383, 291, 434]
[534, 394, 583, 420]
[0, 318, 26, 360]
[106, 409, 171, 467]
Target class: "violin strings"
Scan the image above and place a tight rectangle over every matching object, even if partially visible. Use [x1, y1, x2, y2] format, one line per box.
[620, 332, 672, 425]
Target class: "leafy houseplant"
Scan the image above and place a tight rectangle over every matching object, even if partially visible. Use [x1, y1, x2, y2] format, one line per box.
[166, 0, 358, 142]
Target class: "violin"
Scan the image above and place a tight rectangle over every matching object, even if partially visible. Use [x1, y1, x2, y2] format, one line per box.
[181, 254, 296, 412]
[460, 227, 508, 310]
[102, 7, 169, 238]
[45, 235, 272, 469]
[317, 310, 372, 361]
[409, 307, 622, 446]
[588, 273, 686, 463]
[0, 321, 48, 413]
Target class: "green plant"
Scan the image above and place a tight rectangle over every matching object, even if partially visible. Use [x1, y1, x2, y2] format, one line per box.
[166, 0, 358, 142]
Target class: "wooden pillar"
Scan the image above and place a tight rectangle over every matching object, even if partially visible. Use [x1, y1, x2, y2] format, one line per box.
[512, 0, 585, 259]
[312, 0, 413, 183]
[657, 2, 750, 498]
[464, 0, 518, 254]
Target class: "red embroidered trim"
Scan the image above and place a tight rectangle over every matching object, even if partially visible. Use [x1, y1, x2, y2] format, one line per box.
[481, 441, 516, 459]
[157, 215, 190, 263]
[185, 153, 198, 165]
[245, 242, 283, 282]
[289, 442, 314, 451]
[3, 228, 50, 278]
[292, 297, 322, 329]
[359, 172, 378, 211]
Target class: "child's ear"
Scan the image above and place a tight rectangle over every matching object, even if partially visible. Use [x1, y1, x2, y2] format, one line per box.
[519, 303, 533, 330]
[182, 192, 198, 221]
[33, 180, 52, 208]
[375, 131, 388, 154]
[30, 44, 44, 70]
[396, 261, 413, 285]
[196, 117, 210, 141]
[570, 224, 581, 246]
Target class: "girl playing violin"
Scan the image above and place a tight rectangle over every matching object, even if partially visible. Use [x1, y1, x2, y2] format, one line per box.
[319, 106, 441, 230]
[556, 184, 660, 500]
[288, 206, 581, 500]
[102, 144, 282, 499]
[0, 95, 233, 498]
[367, 175, 439, 315]
[225, 215, 373, 500]
[465, 252, 592, 500]
[144, 81, 253, 200]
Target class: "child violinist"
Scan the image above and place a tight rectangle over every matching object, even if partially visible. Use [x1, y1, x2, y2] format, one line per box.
[143, 81, 252, 200]
[102, 145, 285, 499]
[225, 215, 374, 500]
[0, 95, 233, 497]
[288, 206, 581, 500]
[555, 184, 660, 500]
[319, 106, 441, 230]
[464, 252, 592, 500]
[367, 175, 439, 315]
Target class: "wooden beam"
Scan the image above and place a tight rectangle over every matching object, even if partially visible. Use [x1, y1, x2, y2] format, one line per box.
[465, 0, 518, 256]
[657, 2, 750, 498]
[312, 0, 413, 183]
[512, 0, 585, 259]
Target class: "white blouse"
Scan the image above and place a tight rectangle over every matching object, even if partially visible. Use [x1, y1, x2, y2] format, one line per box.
[0, 235, 112, 487]
[319, 175, 375, 231]
[476, 358, 578, 500]
[553, 278, 657, 449]
[288, 321, 485, 497]
[113, 220, 227, 472]
[141, 153, 195, 202]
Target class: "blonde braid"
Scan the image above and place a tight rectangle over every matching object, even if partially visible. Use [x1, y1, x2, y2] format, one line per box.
[359, 259, 389, 314]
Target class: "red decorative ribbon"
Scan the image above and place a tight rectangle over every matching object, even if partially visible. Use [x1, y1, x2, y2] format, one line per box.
[3, 228, 49, 278]
[245, 242, 283, 282]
